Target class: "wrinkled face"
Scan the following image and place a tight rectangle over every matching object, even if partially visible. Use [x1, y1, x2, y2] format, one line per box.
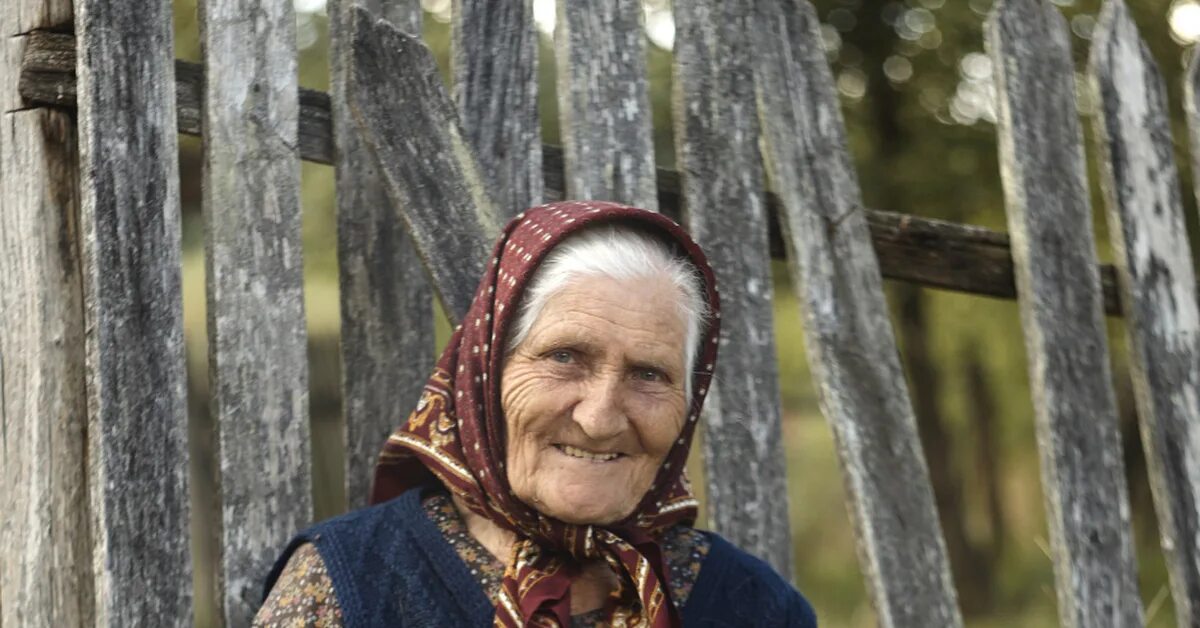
[500, 275, 690, 525]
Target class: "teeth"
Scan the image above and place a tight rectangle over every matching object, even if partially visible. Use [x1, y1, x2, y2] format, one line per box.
[559, 445, 619, 462]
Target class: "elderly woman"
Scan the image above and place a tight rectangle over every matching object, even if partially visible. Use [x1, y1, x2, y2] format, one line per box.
[255, 201, 816, 627]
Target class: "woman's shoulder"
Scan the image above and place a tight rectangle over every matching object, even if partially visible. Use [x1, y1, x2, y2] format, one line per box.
[259, 489, 427, 612]
[260, 487, 491, 627]
[686, 530, 818, 627]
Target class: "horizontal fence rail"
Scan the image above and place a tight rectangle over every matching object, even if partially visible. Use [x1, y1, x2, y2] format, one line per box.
[17, 29, 1153, 316]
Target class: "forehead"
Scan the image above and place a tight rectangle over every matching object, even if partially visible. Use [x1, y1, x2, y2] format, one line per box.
[523, 276, 688, 364]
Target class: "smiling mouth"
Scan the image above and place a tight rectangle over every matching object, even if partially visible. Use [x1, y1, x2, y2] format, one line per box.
[554, 444, 623, 462]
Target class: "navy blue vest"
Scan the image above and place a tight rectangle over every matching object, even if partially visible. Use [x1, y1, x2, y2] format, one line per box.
[263, 488, 817, 627]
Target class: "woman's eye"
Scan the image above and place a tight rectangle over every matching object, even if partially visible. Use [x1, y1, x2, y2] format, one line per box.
[634, 369, 663, 383]
[549, 350, 573, 364]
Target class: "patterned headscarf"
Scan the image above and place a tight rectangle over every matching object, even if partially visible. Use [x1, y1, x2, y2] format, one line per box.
[371, 201, 721, 627]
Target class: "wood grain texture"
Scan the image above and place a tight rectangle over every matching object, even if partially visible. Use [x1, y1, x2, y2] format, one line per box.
[452, 0, 542, 217]
[2, 4, 90, 626]
[6, 0, 72, 33]
[0, 108, 92, 626]
[348, 7, 500, 323]
[329, 0, 433, 510]
[987, 2, 1143, 625]
[21, 31, 335, 170]
[198, 0, 313, 622]
[554, 0, 657, 210]
[12, 34, 1155, 313]
[755, 2, 963, 624]
[673, 0, 792, 577]
[1084, 1, 1200, 622]
[73, 0, 192, 624]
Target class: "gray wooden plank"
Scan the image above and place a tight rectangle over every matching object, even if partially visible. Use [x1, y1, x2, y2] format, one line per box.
[1, 3, 90, 624]
[347, 7, 499, 323]
[673, 0, 792, 578]
[754, 1, 963, 623]
[0, 106, 92, 626]
[17, 33, 1154, 313]
[452, 0, 542, 217]
[329, 0, 433, 510]
[1098, 5, 1200, 624]
[73, 0, 191, 624]
[987, 1, 1143, 625]
[554, 0, 657, 210]
[197, 0, 313, 622]
[1077, 0, 1200, 621]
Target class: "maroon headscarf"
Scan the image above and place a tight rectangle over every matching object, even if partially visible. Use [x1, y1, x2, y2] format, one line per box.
[371, 201, 721, 627]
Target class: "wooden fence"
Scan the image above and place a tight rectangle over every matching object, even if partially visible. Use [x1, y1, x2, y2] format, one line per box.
[2, 0, 1199, 626]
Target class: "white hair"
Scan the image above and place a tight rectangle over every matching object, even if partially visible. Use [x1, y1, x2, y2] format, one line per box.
[505, 224, 710, 396]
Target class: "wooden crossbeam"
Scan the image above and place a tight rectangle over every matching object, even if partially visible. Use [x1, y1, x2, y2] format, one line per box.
[18, 29, 1136, 315]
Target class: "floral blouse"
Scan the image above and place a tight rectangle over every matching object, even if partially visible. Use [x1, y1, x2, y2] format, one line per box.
[254, 492, 711, 627]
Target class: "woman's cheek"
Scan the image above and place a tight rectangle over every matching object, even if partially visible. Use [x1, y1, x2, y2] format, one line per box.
[629, 394, 688, 455]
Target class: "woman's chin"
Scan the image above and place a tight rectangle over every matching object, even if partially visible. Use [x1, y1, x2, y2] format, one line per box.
[536, 486, 637, 525]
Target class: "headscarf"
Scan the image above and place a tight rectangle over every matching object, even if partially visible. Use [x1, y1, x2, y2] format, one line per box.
[371, 201, 721, 627]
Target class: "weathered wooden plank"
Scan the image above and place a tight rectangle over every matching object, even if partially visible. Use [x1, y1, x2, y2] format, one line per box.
[0, 110, 88, 626]
[17, 32, 1148, 314]
[197, 0, 313, 622]
[673, 0, 792, 577]
[348, 7, 499, 323]
[329, 0, 433, 509]
[554, 0, 657, 210]
[987, 1, 1143, 625]
[2, 4, 90, 626]
[73, 0, 191, 624]
[754, 1, 963, 623]
[452, 0, 542, 217]
[1077, 0, 1200, 621]
[1, 109, 92, 627]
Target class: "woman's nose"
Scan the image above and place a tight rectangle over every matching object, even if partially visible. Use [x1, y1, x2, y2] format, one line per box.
[571, 374, 626, 441]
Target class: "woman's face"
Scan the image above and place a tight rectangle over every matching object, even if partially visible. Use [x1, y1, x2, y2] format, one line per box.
[500, 274, 690, 525]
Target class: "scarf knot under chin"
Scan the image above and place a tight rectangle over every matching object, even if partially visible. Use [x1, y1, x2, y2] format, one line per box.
[370, 202, 721, 628]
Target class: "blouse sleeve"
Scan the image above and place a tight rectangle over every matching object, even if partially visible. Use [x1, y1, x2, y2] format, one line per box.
[253, 542, 344, 627]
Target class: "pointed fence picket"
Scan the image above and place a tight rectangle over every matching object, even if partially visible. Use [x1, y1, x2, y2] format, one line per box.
[988, 0, 1143, 625]
[328, 0, 434, 511]
[1091, 2, 1200, 624]
[755, 0, 962, 625]
[347, 8, 499, 323]
[0, 3, 90, 624]
[7, 0, 1200, 625]
[198, 0, 313, 623]
[554, 0, 658, 210]
[73, 0, 192, 624]
[671, 0, 795, 578]
[452, 0, 542, 218]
